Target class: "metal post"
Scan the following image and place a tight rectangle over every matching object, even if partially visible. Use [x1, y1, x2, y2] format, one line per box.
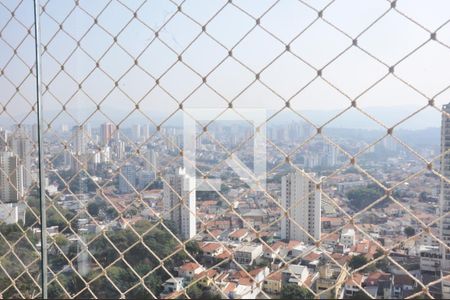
[32, 0, 47, 298]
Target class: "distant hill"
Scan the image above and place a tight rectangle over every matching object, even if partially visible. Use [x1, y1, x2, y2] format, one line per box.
[5, 105, 442, 137]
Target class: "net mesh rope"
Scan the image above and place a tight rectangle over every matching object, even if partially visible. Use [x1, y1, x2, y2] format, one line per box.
[1, 0, 450, 298]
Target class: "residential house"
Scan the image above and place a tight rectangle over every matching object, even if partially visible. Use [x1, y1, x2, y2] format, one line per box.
[315, 263, 347, 299]
[263, 272, 282, 295]
[249, 267, 270, 285]
[263, 241, 286, 260]
[341, 228, 356, 249]
[234, 244, 263, 265]
[229, 228, 250, 242]
[177, 262, 205, 281]
[419, 245, 441, 273]
[393, 274, 416, 298]
[281, 264, 309, 286]
[200, 242, 225, 257]
[344, 273, 365, 298]
[162, 277, 184, 295]
[364, 271, 393, 299]
[193, 269, 219, 286]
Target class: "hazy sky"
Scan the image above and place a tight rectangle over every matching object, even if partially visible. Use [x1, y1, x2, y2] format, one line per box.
[1, 0, 450, 129]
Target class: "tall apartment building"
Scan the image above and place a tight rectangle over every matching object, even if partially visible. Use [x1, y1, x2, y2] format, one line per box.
[9, 129, 31, 190]
[132, 124, 141, 141]
[281, 170, 321, 243]
[100, 122, 115, 146]
[440, 103, 450, 298]
[145, 148, 157, 178]
[72, 125, 87, 155]
[0, 152, 24, 203]
[163, 168, 196, 240]
[118, 164, 137, 194]
[0, 128, 7, 151]
[142, 124, 150, 141]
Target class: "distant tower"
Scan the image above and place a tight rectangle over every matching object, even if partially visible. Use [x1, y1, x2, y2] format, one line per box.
[100, 122, 114, 146]
[0, 128, 7, 151]
[142, 125, 150, 141]
[440, 103, 450, 298]
[118, 164, 137, 194]
[163, 168, 196, 240]
[9, 128, 31, 190]
[132, 124, 141, 141]
[31, 124, 38, 143]
[113, 140, 125, 161]
[281, 170, 321, 243]
[72, 125, 87, 155]
[0, 152, 24, 203]
[145, 148, 157, 178]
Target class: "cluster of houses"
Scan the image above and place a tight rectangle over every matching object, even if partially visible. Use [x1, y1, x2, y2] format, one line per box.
[159, 226, 431, 299]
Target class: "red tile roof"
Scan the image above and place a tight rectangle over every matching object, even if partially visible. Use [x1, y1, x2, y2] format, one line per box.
[180, 262, 201, 272]
[365, 271, 390, 286]
[346, 273, 364, 286]
[263, 241, 286, 252]
[223, 282, 237, 294]
[194, 269, 218, 280]
[287, 240, 301, 250]
[351, 239, 378, 259]
[303, 252, 321, 262]
[229, 228, 248, 239]
[209, 229, 222, 238]
[249, 267, 266, 277]
[394, 274, 415, 286]
[216, 251, 231, 260]
[267, 272, 282, 281]
[238, 277, 254, 286]
[201, 242, 223, 253]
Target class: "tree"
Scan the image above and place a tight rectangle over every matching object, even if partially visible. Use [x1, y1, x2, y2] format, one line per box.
[346, 185, 385, 210]
[183, 282, 223, 300]
[404, 226, 415, 237]
[419, 191, 428, 202]
[281, 284, 313, 299]
[185, 240, 201, 258]
[351, 290, 372, 299]
[53, 234, 69, 247]
[374, 249, 389, 272]
[87, 198, 108, 217]
[349, 255, 369, 270]
[0, 224, 40, 298]
[25, 207, 40, 227]
[185, 284, 202, 299]
[47, 206, 68, 230]
[87, 201, 100, 216]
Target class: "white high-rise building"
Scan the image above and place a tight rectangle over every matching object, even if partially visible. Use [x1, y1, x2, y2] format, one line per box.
[0, 128, 7, 151]
[72, 125, 87, 155]
[163, 168, 196, 240]
[281, 170, 321, 243]
[440, 103, 450, 298]
[0, 152, 24, 203]
[145, 148, 157, 177]
[10, 129, 31, 190]
[132, 124, 141, 141]
[113, 140, 125, 161]
[142, 125, 150, 141]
